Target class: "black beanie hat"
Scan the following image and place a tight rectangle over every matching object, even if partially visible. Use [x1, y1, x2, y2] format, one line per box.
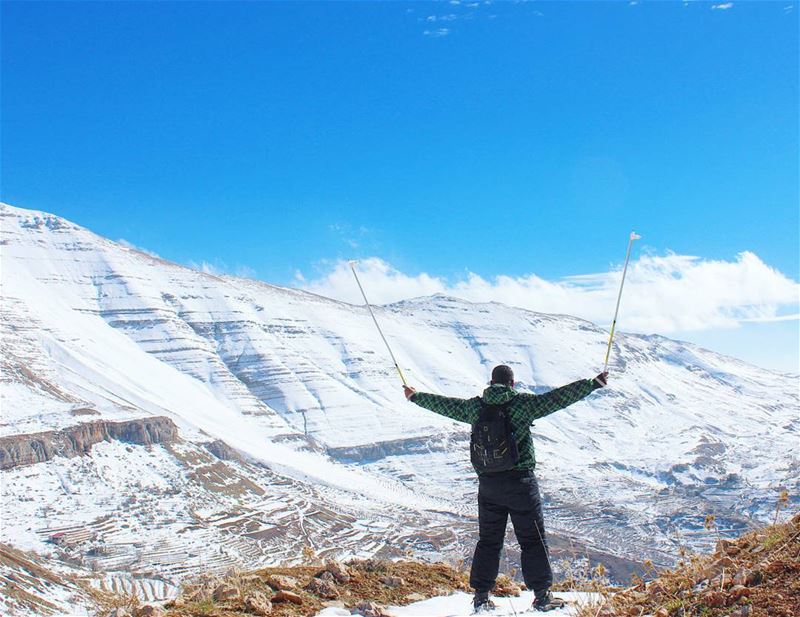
[491, 365, 514, 386]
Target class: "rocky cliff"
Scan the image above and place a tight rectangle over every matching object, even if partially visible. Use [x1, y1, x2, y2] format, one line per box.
[0, 417, 178, 470]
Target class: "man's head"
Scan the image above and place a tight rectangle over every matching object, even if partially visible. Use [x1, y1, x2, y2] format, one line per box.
[490, 364, 514, 387]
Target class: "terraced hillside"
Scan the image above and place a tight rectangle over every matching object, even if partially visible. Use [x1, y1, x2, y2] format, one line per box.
[1, 202, 797, 615]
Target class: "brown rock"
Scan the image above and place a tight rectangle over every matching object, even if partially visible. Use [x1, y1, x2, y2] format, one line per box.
[354, 601, 395, 617]
[712, 556, 737, 570]
[322, 600, 346, 609]
[716, 539, 740, 555]
[267, 574, 300, 591]
[325, 560, 352, 583]
[243, 591, 272, 616]
[730, 606, 752, 617]
[306, 576, 339, 599]
[380, 575, 405, 588]
[318, 570, 336, 583]
[654, 609, 669, 617]
[746, 569, 763, 586]
[273, 590, 303, 605]
[404, 593, 426, 603]
[213, 583, 240, 602]
[242, 574, 263, 584]
[134, 606, 165, 617]
[360, 558, 387, 573]
[107, 609, 130, 617]
[702, 590, 727, 607]
[730, 585, 751, 601]
[494, 577, 522, 596]
[710, 571, 733, 589]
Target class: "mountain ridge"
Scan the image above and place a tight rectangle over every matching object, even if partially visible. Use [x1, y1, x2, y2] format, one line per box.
[1, 202, 797, 615]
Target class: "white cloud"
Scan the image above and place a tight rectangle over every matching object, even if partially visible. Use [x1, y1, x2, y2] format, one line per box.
[187, 259, 256, 279]
[712, 2, 733, 9]
[117, 238, 160, 259]
[298, 252, 800, 335]
[234, 265, 257, 279]
[423, 28, 451, 37]
[189, 260, 225, 276]
[425, 14, 458, 22]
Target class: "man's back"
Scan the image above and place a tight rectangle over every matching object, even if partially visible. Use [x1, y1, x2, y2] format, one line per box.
[408, 378, 601, 472]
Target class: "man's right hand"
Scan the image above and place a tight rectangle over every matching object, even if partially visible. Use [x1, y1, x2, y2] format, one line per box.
[403, 385, 417, 400]
[594, 371, 609, 387]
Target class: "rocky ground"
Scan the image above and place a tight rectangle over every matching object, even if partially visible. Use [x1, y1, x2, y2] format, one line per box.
[102, 511, 798, 617]
[579, 509, 799, 617]
[102, 559, 510, 617]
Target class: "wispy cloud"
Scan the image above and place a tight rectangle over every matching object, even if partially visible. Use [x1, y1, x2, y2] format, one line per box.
[423, 27, 451, 38]
[298, 252, 800, 334]
[117, 238, 160, 259]
[188, 259, 256, 279]
[711, 2, 734, 9]
[425, 14, 458, 22]
[417, 0, 496, 38]
[329, 223, 371, 249]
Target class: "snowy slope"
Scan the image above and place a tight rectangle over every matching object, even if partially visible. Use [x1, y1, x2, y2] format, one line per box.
[1, 202, 798, 609]
[316, 592, 598, 617]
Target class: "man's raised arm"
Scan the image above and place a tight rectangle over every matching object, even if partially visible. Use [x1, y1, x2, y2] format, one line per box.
[403, 385, 479, 424]
[518, 372, 608, 422]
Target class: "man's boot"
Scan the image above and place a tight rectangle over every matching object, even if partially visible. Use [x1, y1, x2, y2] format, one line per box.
[531, 589, 567, 612]
[472, 591, 497, 613]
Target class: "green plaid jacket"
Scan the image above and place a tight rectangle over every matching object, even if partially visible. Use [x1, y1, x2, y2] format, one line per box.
[410, 379, 601, 473]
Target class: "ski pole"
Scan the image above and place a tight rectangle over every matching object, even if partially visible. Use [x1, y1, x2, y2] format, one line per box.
[348, 260, 409, 386]
[602, 231, 641, 371]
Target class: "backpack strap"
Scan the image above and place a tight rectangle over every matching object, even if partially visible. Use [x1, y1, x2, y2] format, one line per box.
[477, 398, 513, 414]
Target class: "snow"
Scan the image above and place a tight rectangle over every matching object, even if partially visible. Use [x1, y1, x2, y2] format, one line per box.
[1, 201, 798, 609]
[314, 592, 598, 616]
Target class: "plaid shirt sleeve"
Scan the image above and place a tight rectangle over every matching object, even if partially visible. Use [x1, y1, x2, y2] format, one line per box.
[409, 392, 480, 424]
[517, 378, 600, 422]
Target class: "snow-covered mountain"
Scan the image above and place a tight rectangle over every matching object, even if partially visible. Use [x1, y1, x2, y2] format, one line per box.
[1, 203, 797, 614]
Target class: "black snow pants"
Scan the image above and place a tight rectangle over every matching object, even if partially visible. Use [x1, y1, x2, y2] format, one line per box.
[469, 469, 552, 595]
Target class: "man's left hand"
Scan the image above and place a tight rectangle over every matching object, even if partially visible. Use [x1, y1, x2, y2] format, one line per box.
[403, 385, 417, 400]
[594, 371, 609, 387]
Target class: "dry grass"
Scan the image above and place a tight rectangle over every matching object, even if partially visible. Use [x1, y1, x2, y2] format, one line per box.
[85, 586, 141, 617]
[575, 510, 800, 617]
[120, 504, 800, 617]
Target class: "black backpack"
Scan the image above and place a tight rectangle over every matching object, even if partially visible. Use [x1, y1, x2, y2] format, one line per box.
[470, 398, 519, 473]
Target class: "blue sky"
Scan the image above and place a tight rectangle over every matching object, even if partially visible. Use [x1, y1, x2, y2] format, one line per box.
[2, 1, 798, 371]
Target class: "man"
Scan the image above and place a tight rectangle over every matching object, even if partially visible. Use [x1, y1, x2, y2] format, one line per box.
[403, 365, 608, 613]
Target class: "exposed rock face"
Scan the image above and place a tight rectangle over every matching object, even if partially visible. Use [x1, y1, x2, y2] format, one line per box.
[203, 439, 242, 462]
[0, 417, 178, 470]
[243, 592, 272, 615]
[325, 433, 468, 463]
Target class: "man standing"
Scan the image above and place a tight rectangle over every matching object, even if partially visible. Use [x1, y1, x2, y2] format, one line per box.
[403, 365, 608, 613]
